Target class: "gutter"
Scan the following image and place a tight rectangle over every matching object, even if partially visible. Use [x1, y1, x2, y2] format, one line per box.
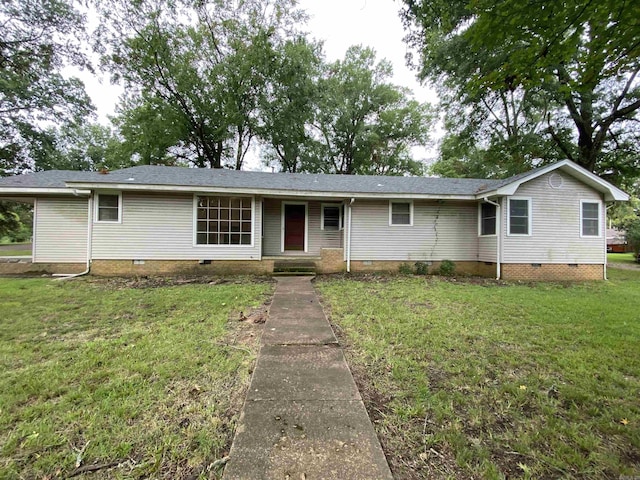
[604, 203, 614, 280]
[53, 193, 93, 280]
[347, 198, 354, 273]
[64, 182, 479, 201]
[484, 197, 501, 280]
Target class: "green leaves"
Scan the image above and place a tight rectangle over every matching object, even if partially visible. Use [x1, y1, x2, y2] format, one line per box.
[95, 0, 301, 169]
[0, 0, 93, 174]
[403, 0, 640, 184]
[311, 46, 434, 175]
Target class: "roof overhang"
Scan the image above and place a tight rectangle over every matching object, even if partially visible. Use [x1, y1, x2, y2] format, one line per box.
[0, 188, 91, 196]
[475, 160, 629, 202]
[64, 182, 479, 200]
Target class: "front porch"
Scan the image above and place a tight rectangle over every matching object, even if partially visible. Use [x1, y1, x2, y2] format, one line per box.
[261, 197, 345, 258]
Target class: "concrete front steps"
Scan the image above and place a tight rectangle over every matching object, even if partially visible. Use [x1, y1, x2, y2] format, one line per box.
[272, 258, 318, 276]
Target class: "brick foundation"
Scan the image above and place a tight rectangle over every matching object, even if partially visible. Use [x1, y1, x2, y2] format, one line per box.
[349, 260, 494, 277]
[0, 261, 86, 275]
[90, 259, 274, 276]
[501, 263, 604, 281]
[318, 248, 346, 274]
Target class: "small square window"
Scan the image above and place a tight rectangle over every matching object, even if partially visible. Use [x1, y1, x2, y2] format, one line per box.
[96, 193, 121, 222]
[322, 205, 341, 231]
[390, 202, 412, 226]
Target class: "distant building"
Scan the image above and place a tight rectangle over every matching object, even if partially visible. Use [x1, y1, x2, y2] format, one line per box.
[607, 228, 630, 253]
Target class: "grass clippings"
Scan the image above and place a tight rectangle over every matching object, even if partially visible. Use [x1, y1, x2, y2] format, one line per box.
[0, 276, 274, 480]
[316, 269, 640, 479]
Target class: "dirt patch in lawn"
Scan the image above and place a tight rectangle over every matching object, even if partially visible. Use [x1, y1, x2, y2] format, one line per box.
[86, 275, 274, 290]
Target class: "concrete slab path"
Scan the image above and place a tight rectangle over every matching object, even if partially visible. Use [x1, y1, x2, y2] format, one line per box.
[223, 276, 393, 480]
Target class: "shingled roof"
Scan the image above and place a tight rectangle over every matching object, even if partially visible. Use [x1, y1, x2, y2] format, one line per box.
[1, 165, 501, 196]
[0, 161, 629, 201]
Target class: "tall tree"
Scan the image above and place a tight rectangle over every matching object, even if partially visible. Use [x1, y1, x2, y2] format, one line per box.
[402, 0, 640, 183]
[258, 37, 323, 173]
[0, 0, 93, 175]
[96, 0, 302, 169]
[310, 46, 433, 175]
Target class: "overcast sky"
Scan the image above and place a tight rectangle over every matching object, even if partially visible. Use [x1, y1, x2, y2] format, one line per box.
[77, 0, 438, 168]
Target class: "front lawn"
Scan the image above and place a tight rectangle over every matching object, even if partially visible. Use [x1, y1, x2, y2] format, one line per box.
[317, 269, 640, 479]
[0, 276, 273, 480]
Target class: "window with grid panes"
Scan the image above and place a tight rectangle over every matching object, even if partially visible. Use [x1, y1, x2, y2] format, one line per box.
[196, 196, 252, 245]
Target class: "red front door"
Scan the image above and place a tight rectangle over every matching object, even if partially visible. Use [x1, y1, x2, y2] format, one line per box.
[284, 204, 305, 251]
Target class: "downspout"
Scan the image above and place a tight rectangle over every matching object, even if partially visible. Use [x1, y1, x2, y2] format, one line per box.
[604, 203, 614, 280]
[54, 191, 93, 279]
[484, 197, 501, 280]
[347, 198, 355, 273]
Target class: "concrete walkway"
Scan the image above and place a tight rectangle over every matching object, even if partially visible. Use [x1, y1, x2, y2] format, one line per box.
[223, 277, 393, 480]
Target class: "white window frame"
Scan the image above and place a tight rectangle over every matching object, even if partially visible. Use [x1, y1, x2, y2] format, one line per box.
[321, 203, 342, 231]
[281, 201, 309, 253]
[94, 191, 122, 224]
[478, 202, 497, 237]
[192, 195, 255, 247]
[389, 200, 413, 227]
[580, 199, 602, 238]
[506, 197, 532, 236]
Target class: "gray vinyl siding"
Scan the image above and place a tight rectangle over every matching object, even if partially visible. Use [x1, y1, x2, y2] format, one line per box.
[262, 198, 343, 256]
[502, 172, 605, 264]
[92, 192, 261, 260]
[350, 200, 478, 261]
[34, 197, 88, 263]
[478, 235, 497, 262]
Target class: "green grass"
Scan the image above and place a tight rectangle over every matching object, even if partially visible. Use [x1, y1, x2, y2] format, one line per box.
[608, 252, 637, 264]
[317, 269, 640, 479]
[0, 277, 273, 479]
[0, 250, 31, 256]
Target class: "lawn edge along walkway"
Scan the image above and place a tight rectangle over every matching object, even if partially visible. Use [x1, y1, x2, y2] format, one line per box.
[223, 276, 393, 480]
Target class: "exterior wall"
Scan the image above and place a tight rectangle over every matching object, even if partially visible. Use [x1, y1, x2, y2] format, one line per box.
[502, 172, 605, 264]
[349, 200, 478, 261]
[91, 192, 261, 261]
[262, 198, 343, 256]
[502, 263, 604, 281]
[34, 196, 88, 263]
[478, 235, 497, 262]
[90, 259, 273, 276]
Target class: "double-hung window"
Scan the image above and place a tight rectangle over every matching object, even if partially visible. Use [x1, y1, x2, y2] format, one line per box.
[390, 201, 412, 226]
[581, 201, 601, 237]
[196, 196, 252, 245]
[508, 198, 531, 235]
[96, 193, 121, 222]
[479, 202, 497, 236]
[322, 204, 341, 231]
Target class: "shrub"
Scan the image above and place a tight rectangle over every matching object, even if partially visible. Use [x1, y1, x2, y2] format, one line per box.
[438, 260, 456, 276]
[399, 263, 414, 275]
[414, 262, 429, 275]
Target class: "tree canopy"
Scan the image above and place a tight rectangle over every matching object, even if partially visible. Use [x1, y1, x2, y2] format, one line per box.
[402, 0, 640, 186]
[0, 0, 94, 175]
[94, 0, 304, 169]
